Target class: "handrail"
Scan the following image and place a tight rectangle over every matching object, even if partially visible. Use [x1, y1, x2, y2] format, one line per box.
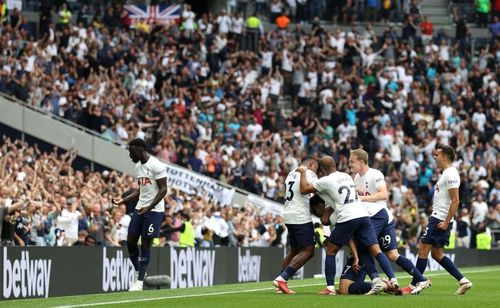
[0, 91, 278, 204]
[0, 92, 127, 147]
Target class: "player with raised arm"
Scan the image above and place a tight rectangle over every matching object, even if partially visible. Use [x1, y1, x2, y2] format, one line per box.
[297, 156, 396, 295]
[112, 138, 167, 292]
[402, 145, 473, 295]
[349, 149, 431, 294]
[273, 156, 318, 294]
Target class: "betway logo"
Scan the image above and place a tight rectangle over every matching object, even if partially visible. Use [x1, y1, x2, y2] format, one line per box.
[404, 248, 456, 271]
[3, 248, 52, 298]
[170, 248, 215, 289]
[102, 248, 135, 292]
[238, 249, 261, 283]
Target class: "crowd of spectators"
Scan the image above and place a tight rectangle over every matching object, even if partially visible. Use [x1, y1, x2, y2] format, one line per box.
[0, 1, 499, 249]
[0, 137, 288, 247]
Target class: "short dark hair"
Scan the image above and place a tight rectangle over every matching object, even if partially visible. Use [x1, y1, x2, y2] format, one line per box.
[436, 144, 455, 161]
[128, 138, 147, 149]
[301, 155, 316, 165]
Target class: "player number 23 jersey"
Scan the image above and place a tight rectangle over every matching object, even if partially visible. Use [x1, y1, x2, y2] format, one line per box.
[432, 167, 460, 221]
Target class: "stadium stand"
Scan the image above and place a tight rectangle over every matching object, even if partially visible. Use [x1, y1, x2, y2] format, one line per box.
[0, 1, 498, 249]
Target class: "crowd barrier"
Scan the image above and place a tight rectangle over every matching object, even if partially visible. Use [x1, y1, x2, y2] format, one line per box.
[2, 246, 500, 300]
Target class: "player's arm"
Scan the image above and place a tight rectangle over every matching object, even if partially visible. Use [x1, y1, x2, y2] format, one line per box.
[138, 176, 167, 215]
[360, 180, 388, 202]
[112, 188, 140, 205]
[321, 206, 334, 226]
[163, 222, 186, 233]
[347, 239, 361, 272]
[296, 166, 317, 194]
[438, 187, 459, 231]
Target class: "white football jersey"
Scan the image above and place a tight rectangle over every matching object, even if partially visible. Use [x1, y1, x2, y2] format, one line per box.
[432, 167, 460, 221]
[312, 172, 368, 223]
[283, 169, 318, 224]
[354, 168, 393, 222]
[135, 156, 167, 212]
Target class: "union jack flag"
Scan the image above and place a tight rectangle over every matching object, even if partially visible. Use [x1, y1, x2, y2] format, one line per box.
[125, 4, 181, 26]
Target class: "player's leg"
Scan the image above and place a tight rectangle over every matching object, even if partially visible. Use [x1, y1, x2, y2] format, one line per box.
[431, 247, 473, 295]
[274, 223, 315, 294]
[275, 248, 300, 293]
[127, 210, 142, 275]
[320, 241, 341, 295]
[358, 217, 395, 280]
[133, 211, 163, 291]
[382, 221, 429, 291]
[319, 220, 355, 295]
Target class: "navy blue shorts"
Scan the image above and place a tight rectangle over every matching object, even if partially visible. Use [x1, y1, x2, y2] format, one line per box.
[286, 222, 315, 249]
[329, 217, 378, 248]
[421, 216, 453, 248]
[128, 209, 164, 238]
[340, 257, 366, 283]
[370, 209, 397, 252]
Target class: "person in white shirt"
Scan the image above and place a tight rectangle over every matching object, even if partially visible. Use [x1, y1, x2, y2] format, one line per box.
[57, 198, 83, 246]
[468, 161, 487, 185]
[471, 194, 488, 226]
[349, 149, 430, 294]
[112, 138, 167, 292]
[273, 156, 318, 294]
[216, 10, 231, 34]
[296, 156, 396, 296]
[411, 144, 473, 295]
[182, 4, 196, 35]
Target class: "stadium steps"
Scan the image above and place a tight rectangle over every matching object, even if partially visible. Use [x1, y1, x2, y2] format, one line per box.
[420, 0, 453, 26]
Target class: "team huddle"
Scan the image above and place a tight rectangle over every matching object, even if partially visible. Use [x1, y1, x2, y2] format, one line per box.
[274, 145, 473, 296]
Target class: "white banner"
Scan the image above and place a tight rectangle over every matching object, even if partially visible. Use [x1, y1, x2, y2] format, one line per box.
[246, 194, 283, 216]
[6, 0, 22, 10]
[165, 164, 235, 206]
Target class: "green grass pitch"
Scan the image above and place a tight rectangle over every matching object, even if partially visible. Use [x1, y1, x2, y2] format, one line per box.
[4, 265, 500, 308]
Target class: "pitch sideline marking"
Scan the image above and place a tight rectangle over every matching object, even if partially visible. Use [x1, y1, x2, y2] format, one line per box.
[53, 268, 500, 308]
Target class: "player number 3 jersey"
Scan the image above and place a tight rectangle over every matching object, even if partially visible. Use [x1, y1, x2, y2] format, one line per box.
[135, 156, 167, 212]
[432, 167, 460, 221]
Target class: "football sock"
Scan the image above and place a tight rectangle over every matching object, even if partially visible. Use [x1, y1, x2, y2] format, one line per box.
[439, 256, 464, 281]
[348, 282, 373, 294]
[138, 248, 151, 281]
[325, 255, 336, 287]
[376, 252, 395, 279]
[127, 243, 140, 272]
[397, 255, 425, 283]
[411, 258, 428, 286]
[279, 266, 297, 281]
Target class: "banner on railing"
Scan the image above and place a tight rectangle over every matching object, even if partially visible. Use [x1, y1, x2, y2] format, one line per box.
[165, 164, 235, 206]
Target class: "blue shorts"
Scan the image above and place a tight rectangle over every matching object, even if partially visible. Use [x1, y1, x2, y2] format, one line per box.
[421, 216, 453, 248]
[128, 209, 164, 238]
[340, 257, 366, 283]
[329, 217, 378, 248]
[286, 222, 315, 249]
[370, 209, 397, 252]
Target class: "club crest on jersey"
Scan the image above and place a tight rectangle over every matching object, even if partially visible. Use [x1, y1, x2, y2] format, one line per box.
[138, 177, 153, 185]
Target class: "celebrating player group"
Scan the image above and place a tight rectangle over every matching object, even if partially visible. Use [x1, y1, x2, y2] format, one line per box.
[274, 145, 473, 296]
